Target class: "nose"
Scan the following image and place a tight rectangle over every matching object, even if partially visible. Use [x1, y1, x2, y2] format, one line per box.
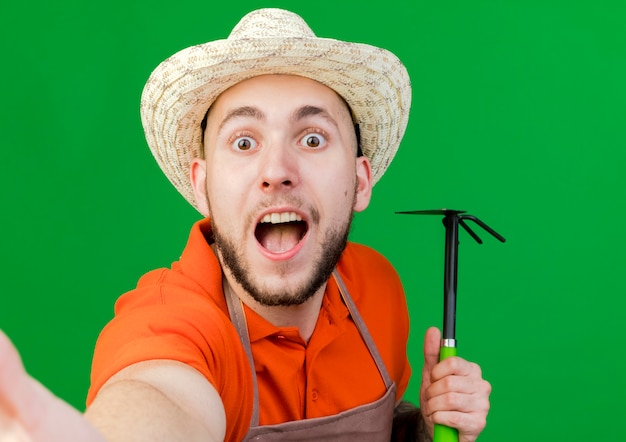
[258, 142, 299, 192]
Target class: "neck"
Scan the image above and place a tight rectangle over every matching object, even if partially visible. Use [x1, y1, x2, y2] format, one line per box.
[222, 276, 326, 343]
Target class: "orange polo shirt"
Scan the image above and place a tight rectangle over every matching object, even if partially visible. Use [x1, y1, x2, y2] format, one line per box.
[88, 218, 411, 441]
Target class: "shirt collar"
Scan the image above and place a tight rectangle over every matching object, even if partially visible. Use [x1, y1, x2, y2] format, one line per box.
[178, 217, 229, 315]
[244, 275, 351, 344]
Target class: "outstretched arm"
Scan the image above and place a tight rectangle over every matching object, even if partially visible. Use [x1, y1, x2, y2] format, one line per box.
[0, 330, 226, 441]
[85, 359, 226, 441]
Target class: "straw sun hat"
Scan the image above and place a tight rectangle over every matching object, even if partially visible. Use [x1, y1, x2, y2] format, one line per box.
[140, 8, 412, 210]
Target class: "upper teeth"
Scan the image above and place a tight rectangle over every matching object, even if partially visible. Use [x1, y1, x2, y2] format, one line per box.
[261, 212, 303, 224]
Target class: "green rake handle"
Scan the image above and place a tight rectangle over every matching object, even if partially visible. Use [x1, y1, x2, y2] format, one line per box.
[433, 345, 459, 442]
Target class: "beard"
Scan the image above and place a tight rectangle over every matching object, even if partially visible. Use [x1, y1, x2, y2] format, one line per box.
[209, 204, 354, 307]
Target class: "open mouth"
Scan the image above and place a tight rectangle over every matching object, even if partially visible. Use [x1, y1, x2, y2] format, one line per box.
[255, 211, 308, 254]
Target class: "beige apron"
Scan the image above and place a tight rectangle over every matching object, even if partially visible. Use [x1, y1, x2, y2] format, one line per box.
[225, 270, 396, 441]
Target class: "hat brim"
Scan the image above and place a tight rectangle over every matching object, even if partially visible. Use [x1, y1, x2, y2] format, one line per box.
[141, 36, 411, 210]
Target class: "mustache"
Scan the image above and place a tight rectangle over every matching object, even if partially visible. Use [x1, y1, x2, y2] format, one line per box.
[246, 196, 320, 226]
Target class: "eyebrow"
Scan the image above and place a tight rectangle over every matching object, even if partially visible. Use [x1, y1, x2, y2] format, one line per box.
[291, 105, 339, 130]
[217, 106, 265, 133]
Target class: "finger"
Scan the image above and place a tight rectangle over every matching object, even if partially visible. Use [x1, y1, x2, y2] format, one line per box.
[426, 385, 490, 442]
[420, 327, 441, 408]
[421, 327, 441, 379]
[425, 381, 491, 414]
[427, 367, 490, 399]
[0, 330, 38, 441]
[0, 330, 32, 417]
[0, 331, 105, 441]
[0, 329, 56, 438]
[418, 327, 442, 437]
[0, 410, 30, 442]
[430, 356, 482, 384]
[430, 409, 487, 441]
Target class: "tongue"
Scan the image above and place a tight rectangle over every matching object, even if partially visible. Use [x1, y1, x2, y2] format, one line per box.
[257, 223, 302, 253]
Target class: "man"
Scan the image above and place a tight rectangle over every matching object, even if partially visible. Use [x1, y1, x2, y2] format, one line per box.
[0, 8, 490, 441]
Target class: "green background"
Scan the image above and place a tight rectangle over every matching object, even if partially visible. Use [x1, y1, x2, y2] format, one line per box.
[1, 0, 624, 440]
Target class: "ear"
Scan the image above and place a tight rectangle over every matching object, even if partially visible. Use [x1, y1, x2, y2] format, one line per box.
[353, 156, 372, 212]
[190, 158, 210, 217]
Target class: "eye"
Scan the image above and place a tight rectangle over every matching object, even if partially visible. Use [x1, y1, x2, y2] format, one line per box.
[300, 132, 326, 149]
[232, 136, 257, 151]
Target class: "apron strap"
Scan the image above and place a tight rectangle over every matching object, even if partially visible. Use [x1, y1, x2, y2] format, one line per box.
[332, 270, 394, 390]
[224, 280, 261, 427]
